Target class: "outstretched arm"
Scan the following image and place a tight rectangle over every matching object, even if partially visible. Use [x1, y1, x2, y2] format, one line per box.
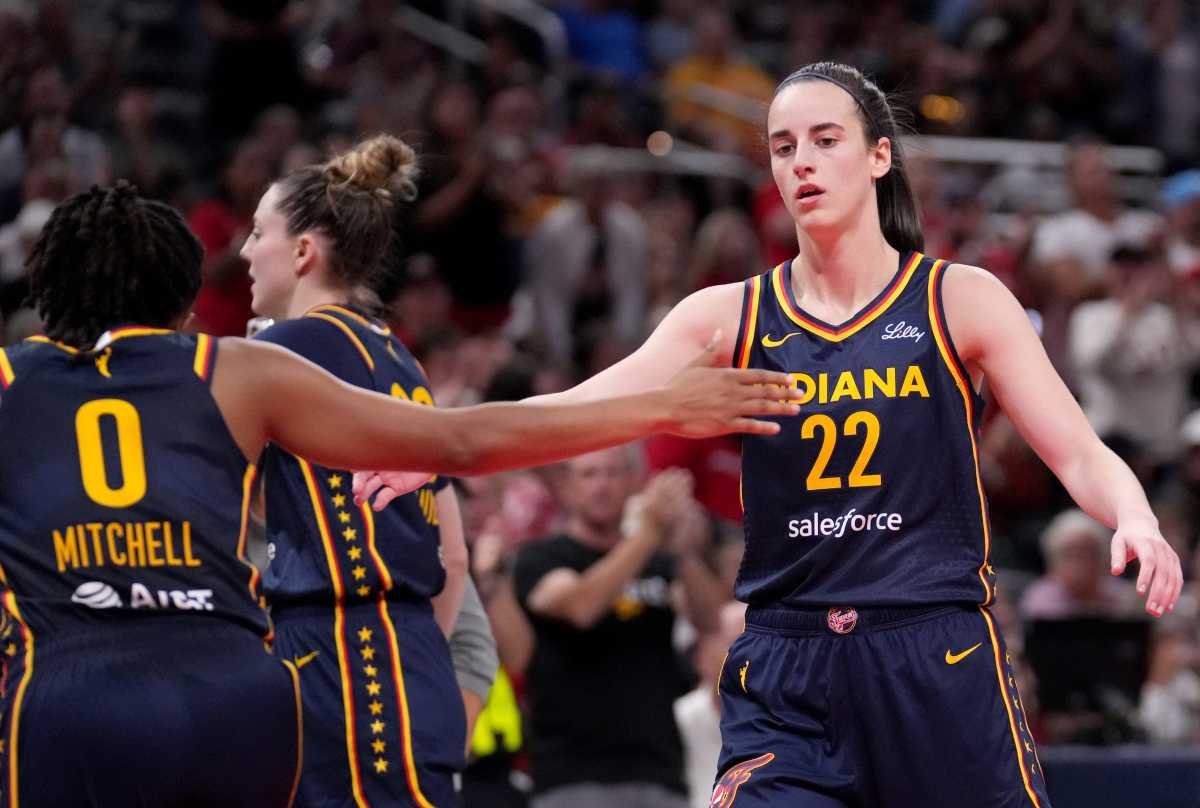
[212, 334, 798, 478]
[943, 264, 1183, 616]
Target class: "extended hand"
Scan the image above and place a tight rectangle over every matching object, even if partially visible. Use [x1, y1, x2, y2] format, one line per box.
[660, 331, 801, 438]
[353, 470, 432, 511]
[1110, 525, 1183, 617]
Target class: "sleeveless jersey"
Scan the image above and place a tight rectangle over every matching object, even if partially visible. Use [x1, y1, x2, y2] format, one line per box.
[256, 304, 446, 607]
[732, 252, 996, 608]
[0, 328, 269, 638]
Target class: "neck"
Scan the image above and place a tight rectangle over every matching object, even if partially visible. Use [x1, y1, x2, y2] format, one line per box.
[791, 220, 900, 317]
[565, 514, 622, 550]
[1079, 195, 1117, 222]
[285, 280, 352, 320]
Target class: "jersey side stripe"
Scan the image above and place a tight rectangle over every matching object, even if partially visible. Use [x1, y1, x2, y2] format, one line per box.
[926, 260, 993, 605]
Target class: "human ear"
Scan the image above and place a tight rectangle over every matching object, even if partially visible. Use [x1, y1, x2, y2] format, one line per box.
[870, 136, 892, 180]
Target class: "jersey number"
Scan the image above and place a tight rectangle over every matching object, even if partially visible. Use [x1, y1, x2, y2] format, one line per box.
[390, 382, 433, 406]
[800, 411, 882, 490]
[75, 399, 147, 507]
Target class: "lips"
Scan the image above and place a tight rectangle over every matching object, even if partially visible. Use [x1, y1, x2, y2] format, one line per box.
[795, 183, 824, 200]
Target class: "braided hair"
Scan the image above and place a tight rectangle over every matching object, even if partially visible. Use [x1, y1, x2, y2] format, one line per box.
[26, 181, 204, 350]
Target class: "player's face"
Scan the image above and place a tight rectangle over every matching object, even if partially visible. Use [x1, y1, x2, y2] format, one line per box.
[241, 184, 298, 321]
[767, 81, 891, 241]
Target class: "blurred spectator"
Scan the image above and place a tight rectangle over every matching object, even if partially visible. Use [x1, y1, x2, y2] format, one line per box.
[1030, 141, 1161, 374]
[187, 136, 273, 336]
[202, 0, 312, 142]
[1156, 410, 1200, 551]
[557, 0, 645, 84]
[107, 85, 188, 201]
[1163, 169, 1200, 279]
[0, 64, 108, 193]
[1020, 509, 1140, 620]
[751, 175, 797, 268]
[1140, 621, 1200, 745]
[411, 81, 523, 334]
[0, 197, 51, 321]
[524, 162, 647, 367]
[686, 207, 763, 291]
[645, 0, 694, 73]
[643, 433, 742, 526]
[675, 601, 745, 808]
[513, 454, 724, 807]
[1068, 243, 1198, 463]
[662, 8, 774, 157]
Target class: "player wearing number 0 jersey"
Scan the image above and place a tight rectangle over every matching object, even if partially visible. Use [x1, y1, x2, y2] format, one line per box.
[0, 331, 303, 808]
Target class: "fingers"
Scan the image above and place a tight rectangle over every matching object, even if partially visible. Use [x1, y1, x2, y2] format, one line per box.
[372, 486, 402, 513]
[1127, 536, 1184, 617]
[1110, 534, 1128, 576]
[353, 472, 386, 506]
[729, 417, 782, 435]
[741, 399, 801, 417]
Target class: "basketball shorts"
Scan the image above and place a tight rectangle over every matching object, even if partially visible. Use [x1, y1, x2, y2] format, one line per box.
[273, 598, 466, 808]
[714, 605, 1052, 808]
[0, 615, 301, 807]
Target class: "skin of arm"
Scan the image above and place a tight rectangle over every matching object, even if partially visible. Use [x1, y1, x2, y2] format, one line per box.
[431, 487, 468, 638]
[669, 503, 727, 634]
[210, 334, 798, 478]
[942, 263, 1183, 616]
[448, 576, 498, 747]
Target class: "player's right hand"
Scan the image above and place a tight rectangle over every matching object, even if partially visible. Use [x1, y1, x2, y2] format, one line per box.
[659, 330, 801, 438]
[353, 469, 432, 510]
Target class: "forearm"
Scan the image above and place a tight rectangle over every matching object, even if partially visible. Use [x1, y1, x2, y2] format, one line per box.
[567, 525, 662, 627]
[675, 553, 726, 633]
[432, 489, 468, 637]
[1056, 440, 1157, 531]
[480, 576, 534, 676]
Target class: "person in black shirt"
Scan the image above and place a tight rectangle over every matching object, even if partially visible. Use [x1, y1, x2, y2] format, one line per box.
[514, 448, 726, 808]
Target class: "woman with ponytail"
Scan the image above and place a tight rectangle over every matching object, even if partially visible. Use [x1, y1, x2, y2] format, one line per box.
[362, 63, 1180, 807]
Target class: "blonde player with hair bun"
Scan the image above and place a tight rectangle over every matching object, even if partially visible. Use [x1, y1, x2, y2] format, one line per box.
[241, 134, 471, 806]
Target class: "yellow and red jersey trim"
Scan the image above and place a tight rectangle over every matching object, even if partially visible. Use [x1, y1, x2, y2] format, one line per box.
[0, 347, 13, 389]
[772, 251, 923, 343]
[360, 504, 394, 594]
[3, 591, 34, 808]
[280, 658, 305, 808]
[193, 334, 215, 380]
[732, 274, 764, 369]
[306, 312, 375, 372]
[105, 326, 172, 341]
[309, 305, 391, 336]
[377, 598, 436, 808]
[926, 259, 993, 605]
[981, 608, 1043, 807]
[24, 335, 78, 353]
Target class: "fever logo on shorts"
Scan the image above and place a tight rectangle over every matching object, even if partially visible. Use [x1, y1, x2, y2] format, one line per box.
[710, 753, 774, 807]
[827, 607, 858, 634]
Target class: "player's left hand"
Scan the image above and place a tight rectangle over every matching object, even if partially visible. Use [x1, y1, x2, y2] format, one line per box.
[1110, 523, 1183, 617]
[353, 470, 432, 511]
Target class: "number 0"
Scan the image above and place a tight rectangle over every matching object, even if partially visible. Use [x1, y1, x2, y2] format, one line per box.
[75, 399, 147, 507]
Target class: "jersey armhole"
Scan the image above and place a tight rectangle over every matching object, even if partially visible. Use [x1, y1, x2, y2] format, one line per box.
[928, 261, 985, 421]
[730, 274, 764, 369]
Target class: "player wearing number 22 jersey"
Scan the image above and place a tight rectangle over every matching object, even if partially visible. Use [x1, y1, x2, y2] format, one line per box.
[715, 251, 1052, 808]
[0, 329, 301, 807]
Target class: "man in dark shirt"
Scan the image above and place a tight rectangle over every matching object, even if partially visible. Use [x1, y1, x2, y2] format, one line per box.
[514, 447, 725, 808]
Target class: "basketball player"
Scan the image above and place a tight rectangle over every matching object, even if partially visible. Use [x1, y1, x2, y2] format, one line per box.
[357, 63, 1183, 808]
[0, 183, 798, 808]
[240, 135, 469, 806]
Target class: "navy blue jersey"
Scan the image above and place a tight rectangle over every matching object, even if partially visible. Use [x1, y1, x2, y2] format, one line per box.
[732, 252, 996, 608]
[256, 304, 446, 606]
[0, 329, 270, 638]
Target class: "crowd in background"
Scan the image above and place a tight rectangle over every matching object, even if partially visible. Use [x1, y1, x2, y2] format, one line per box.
[2, 0, 1200, 805]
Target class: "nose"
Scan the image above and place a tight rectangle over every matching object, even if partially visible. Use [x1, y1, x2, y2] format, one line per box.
[791, 147, 815, 179]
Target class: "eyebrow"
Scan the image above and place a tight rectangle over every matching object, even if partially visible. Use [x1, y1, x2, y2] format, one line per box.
[769, 122, 846, 139]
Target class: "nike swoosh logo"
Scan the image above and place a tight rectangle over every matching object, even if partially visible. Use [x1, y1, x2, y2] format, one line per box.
[761, 332, 805, 349]
[294, 650, 320, 669]
[944, 643, 983, 665]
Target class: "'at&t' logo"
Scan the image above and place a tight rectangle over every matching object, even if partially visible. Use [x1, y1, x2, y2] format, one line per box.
[710, 753, 774, 807]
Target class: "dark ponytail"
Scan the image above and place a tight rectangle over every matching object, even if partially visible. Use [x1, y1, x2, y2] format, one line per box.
[775, 62, 923, 254]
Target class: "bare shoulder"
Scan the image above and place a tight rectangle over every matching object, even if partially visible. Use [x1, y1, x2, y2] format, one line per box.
[940, 263, 1035, 360]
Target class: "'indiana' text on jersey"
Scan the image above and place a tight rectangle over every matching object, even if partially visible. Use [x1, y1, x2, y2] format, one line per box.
[256, 305, 446, 606]
[0, 329, 270, 637]
[732, 252, 997, 607]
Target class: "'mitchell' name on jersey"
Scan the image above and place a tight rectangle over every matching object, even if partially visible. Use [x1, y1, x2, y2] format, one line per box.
[732, 252, 997, 608]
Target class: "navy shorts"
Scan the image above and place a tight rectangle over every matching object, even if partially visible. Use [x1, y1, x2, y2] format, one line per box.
[273, 598, 466, 808]
[715, 605, 1052, 808]
[0, 615, 301, 808]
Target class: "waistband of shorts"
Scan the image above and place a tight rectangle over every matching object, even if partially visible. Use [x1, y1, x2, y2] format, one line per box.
[272, 596, 432, 623]
[744, 603, 973, 636]
[25, 613, 266, 656]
